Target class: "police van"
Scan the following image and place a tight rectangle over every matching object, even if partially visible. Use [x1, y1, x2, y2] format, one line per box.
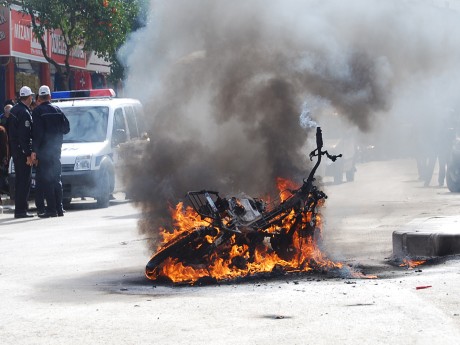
[8, 89, 146, 208]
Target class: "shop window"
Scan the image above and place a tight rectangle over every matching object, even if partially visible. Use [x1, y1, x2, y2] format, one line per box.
[15, 58, 40, 94]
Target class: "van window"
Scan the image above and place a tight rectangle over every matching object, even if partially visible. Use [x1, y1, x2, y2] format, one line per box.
[63, 106, 109, 143]
[133, 104, 146, 137]
[124, 105, 139, 139]
[112, 108, 128, 146]
[113, 108, 126, 132]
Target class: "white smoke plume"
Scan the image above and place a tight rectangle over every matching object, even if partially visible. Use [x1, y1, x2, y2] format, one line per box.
[119, 0, 460, 245]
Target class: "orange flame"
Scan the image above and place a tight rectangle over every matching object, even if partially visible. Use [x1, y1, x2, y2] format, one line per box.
[146, 178, 344, 284]
[399, 259, 426, 269]
[276, 177, 300, 202]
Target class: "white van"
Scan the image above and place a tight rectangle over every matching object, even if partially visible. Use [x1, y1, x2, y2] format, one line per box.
[8, 89, 146, 208]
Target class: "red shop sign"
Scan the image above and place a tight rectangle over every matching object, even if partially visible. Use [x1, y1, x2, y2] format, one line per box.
[1, 7, 86, 69]
[10, 8, 47, 62]
[49, 29, 86, 69]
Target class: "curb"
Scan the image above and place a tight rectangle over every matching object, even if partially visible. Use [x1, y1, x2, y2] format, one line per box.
[393, 216, 460, 258]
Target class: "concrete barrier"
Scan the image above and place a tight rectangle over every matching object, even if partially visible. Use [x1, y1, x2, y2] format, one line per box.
[393, 216, 460, 258]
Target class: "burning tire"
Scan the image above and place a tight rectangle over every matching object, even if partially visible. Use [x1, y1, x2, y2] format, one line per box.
[145, 226, 218, 280]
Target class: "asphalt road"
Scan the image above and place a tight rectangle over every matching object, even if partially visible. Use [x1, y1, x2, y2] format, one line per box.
[0, 159, 459, 345]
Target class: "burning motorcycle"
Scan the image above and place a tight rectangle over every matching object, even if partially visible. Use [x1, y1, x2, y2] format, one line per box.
[146, 127, 343, 284]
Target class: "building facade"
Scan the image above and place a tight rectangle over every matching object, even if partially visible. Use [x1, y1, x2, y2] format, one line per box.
[0, 5, 110, 106]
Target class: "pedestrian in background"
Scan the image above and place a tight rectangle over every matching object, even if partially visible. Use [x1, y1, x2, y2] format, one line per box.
[0, 122, 8, 204]
[9, 86, 34, 218]
[435, 112, 455, 187]
[32, 85, 70, 218]
[424, 110, 456, 187]
[0, 99, 15, 119]
[0, 103, 14, 205]
[0, 102, 14, 129]
[0, 123, 7, 168]
[0, 105, 11, 168]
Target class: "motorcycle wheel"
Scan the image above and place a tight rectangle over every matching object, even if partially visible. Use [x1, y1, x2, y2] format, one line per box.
[145, 226, 218, 279]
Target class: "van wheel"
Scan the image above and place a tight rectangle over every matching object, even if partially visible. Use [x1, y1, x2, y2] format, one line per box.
[96, 169, 111, 208]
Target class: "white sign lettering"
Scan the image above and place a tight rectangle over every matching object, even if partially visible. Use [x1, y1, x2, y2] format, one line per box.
[14, 23, 31, 41]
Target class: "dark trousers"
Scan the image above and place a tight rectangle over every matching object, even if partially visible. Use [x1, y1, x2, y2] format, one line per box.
[34, 163, 45, 213]
[12, 153, 32, 215]
[40, 155, 63, 215]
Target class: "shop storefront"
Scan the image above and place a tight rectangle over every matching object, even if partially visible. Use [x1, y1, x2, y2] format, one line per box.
[0, 5, 110, 106]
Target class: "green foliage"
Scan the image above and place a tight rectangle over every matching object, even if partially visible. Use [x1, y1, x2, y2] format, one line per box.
[83, 0, 140, 59]
[15, 0, 142, 88]
[108, 0, 149, 84]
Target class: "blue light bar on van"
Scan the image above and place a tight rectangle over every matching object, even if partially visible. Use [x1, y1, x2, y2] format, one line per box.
[51, 89, 116, 100]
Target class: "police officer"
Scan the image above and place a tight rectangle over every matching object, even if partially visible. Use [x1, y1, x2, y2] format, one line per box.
[30, 97, 45, 215]
[32, 85, 70, 218]
[9, 86, 34, 218]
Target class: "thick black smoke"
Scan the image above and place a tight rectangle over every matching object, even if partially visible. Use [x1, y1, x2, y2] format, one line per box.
[120, 0, 460, 247]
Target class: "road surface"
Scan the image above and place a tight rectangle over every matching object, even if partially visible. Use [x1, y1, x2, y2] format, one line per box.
[0, 159, 459, 344]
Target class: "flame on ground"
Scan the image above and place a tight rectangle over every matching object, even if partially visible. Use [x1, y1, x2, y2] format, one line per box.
[399, 259, 426, 269]
[146, 178, 344, 284]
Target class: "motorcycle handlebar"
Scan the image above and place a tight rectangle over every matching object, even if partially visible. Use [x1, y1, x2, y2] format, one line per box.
[316, 127, 323, 150]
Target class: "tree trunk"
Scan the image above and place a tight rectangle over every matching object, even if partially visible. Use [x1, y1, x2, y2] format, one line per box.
[54, 71, 71, 91]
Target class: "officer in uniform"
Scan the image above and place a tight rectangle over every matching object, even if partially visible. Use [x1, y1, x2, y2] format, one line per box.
[9, 86, 34, 218]
[30, 98, 45, 214]
[32, 85, 70, 218]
